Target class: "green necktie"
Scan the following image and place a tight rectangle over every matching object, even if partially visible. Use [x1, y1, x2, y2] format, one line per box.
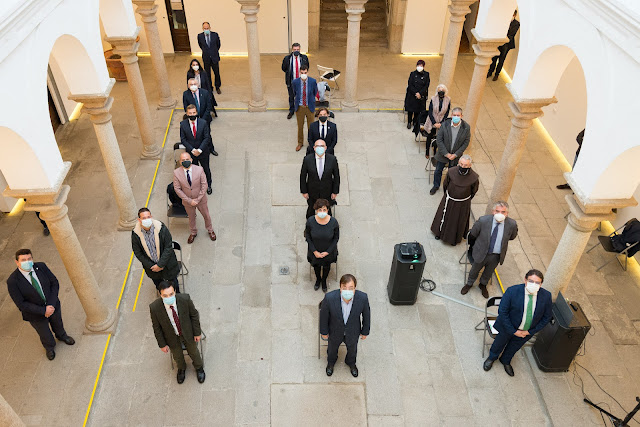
[30, 272, 46, 302]
[522, 294, 533, 331]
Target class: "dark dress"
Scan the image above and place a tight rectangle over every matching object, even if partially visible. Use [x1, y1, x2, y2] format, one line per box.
[403, 70, 430, 112]
[431, 166, 479, 245]
[306, 216, 339, 266]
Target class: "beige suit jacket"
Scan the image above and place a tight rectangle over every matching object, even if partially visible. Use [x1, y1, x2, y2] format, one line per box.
[173, 165, 207, 206]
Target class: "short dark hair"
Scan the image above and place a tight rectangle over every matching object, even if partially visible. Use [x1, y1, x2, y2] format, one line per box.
[186, 104, 197, 111]
[340, 274, 357, 288]
[292, 42, 300, 48]
[313, 198, 330, 211]
[158, 281, 175, 292]
[15, 248, 32, 260]
[525, 269, 544, 283]
[316, 107, 329, 116]
[300, 64, 309, 71]
[138, 207, 150, 218]
[416, 59, 425, 67]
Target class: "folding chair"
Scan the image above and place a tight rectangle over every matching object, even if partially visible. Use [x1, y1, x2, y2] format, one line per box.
[586, 218, 640, 271]
[167, 185, 188, 223]
[170, 331, 207, 369]
[317, 65, 340, 90]
[173, 142, 186, 168]
[424, 139, 438, 183]
[474, 297, 501, 357]
[318, 301, 329, 358]
[172, 241, 189, 292]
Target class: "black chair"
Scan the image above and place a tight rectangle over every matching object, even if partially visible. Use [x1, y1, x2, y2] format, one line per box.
[170, 331, 206, 369]
[587, 218, 640, 271]
[167, 183, 188, 221]
[318, 301, 328, 358]
[475, 297, 502, 357]
[172, 240, 189, 292]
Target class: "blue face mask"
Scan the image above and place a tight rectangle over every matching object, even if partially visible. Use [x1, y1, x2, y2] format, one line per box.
[341, 289, 354, 301]
[204, 29, 211, 35]
[20, 260, 33, 271]
[452, 116, 461, 125]
[162, 295, 176, 305]
[317, 211, 328, 219]
[315, 146, 326, 156]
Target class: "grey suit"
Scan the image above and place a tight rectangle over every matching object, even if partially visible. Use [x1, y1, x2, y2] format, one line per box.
[433, 118, 471, 189]
[466, 214, 518, 287]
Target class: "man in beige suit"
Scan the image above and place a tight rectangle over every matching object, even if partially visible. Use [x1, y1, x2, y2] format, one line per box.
[173, 151, 217, 243]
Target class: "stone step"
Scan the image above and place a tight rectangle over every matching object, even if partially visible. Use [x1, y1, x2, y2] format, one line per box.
[319, 39, 388, 48]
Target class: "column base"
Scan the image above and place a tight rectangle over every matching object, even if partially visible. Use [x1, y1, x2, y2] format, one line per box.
[140, 144, 162, 160]
[341, 101, 359, 112]
[157, 97, 177, 109]
[118, 217, 138, 231]
[85, 310, 118, 334]
[248, 99, 267, 112]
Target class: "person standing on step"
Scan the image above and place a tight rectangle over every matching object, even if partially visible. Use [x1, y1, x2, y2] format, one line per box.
[404, 60, 430, 130]
[282, 43, 309, 120]
[197, 22, 222, 94]
[306, 199, 339, 293]
[430, 107, 471, 195]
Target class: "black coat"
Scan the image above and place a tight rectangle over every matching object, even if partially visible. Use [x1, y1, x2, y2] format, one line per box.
[320, 289, 370, 343]
[282, 53, 309, 86]
[131, 220, 181, 283]
[434, 119, 471, 164]
[180, 118, 211, 154]
[186, 70, 217, 107]
[505, 19, 520, 50]
[197, 32, 221, 63]
[307, 120, 338, 154]
[7, 263, 60, 321]
[404, 70, 430, 112]
[182, 89, 213, 123]
[300, 153, 340, 200]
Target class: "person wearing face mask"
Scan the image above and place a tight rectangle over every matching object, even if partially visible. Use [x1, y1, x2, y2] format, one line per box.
[150, 281, 205, 384]
[430, 106, 471, 195]
[186, 59, 217, 117]
[282, 43, 309, 119]
[7, 249, 75, 361]
[300, 139, 340, 218]
[132, 207, 181, 293]
[418, 84, 451, 157]
[462, 201, 518, 298]
[430, 155, 479, 245]
[183, 78, 214, 130]
[180, 105, 215, 195]
[404, 60, 430, 130]
[307, 107, 338, 155]
[483, 269, 552, 377]
[305, 199, 340, 292]
[487, 10, 520, 82]
[292, 65, 318, 151]
[320, 274, 370, 378]
[197, 21, 222, 94]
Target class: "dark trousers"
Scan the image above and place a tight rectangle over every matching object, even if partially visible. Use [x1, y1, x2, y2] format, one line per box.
[287, 84, 295, 113]
[432, 160, 451, 189]
[313, 264, 331, 282]
[35, 212, 47, 230]
[170, 335, 204, 370]
[407, 111, 420, 128]
[488, 45, 511, 77]
[327, 335, 358, 366]
[28, 309, 68, 351]
[306, 198, 333, 218]
[467, 253, 500, 287]
[192, 154, 212, 189]
[425, 129, 437, 153]
[151, 276, 180, 294]
[489, 330, 532, 364]
[203, 57, 221, 89]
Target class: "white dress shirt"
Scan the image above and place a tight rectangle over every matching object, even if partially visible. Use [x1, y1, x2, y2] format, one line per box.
[315, 154, 325, 179]
[164, 302, 181, 335]
[518, 289, 538, 330]
[20, 268, 45, 298]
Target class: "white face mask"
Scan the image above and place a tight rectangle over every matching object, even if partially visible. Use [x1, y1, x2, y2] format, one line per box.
[141, 218, 153, 229]
[526, 281, 541, 294]
[416, 66, 424, 72]
[300, 74, 308, 81]
[192, 65, 199, 71]
[494, 213, 506, 223]
[190, 85, 198, 92]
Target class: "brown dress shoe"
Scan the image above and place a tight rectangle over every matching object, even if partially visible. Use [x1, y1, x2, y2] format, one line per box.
[187, 234, 197, 244]
[209, 231, 217, 241]
[216, 88, 222, 94]
[295, 145, 303, 152]
[460, 284, 472, 295]
[479, 284, 489, 299]
[492, 75, 499, 81]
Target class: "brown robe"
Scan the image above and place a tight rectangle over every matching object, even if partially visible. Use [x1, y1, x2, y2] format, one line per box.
[430, 166, 479, 245]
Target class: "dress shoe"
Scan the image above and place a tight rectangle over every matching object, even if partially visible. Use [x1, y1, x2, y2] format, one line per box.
[429, 187, 438, 195]
[187, 234, 197, 244]
[207, 187, 213, 195]
[211, 150, 219, 156]
[326, 364, 334, 376]
[314, 280, 321, 291]
[43, 227, 50, 236]
[425, 153, 429, 159]
[322, 281, 328, 293]
[216, 87, 222, 94]
[349, 364, 359, 377]
[556, 183, 571, 190]
[295, 144, 303, 152]
[503, 363, 514, 377]
[177, 369, 186, 384]
[483, 358, 494, 371]
[46, 350, 55, 360]
[486, 72, 492, 78]
[196, 368, 206, 383]
[434, 236, 440, 240]
[209, 231, 217, 241]
[492, 75, 499, 81]
[59, 336, 75, 345]
[479, 284, 489, 299]
[460, 284, 472, 295]
[407, 123, 412, 129]
[287, 112, 294, 119]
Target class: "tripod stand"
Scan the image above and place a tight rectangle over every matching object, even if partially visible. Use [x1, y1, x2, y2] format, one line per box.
[584, 396, 640, 426]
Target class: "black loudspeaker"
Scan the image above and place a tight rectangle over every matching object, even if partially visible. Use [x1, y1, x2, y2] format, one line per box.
[532, 294, 591, 372]
[387, 242, 426, 305]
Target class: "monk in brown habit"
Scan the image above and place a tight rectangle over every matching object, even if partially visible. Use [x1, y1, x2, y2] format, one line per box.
[431, 154, 479, 245]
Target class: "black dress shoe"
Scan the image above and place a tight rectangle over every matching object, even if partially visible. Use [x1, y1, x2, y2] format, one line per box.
[207, 187, 213, 195]
[349, 364, 359, 377]
[177, 369, 186, 384]
[60, 336, 75, 345]
[407, 123, 412, 129]
[326, 364, 334, 376]
[196, 369, 206, 383]
[46, 350, 55, 360]
[322, 284, 327, 293]
[211, 150, 219, 156]
[314, 280, 321, 291]
[287, 112, 294, 119]
[434, 236, 440, 240]
[492, 75, 499, 81]
[556, 183, 571, 190]
[43, 227, 50, 236]
[483, 358, 494, 371]
[429, 187, 438, 195]
[503, 363, 514, 376]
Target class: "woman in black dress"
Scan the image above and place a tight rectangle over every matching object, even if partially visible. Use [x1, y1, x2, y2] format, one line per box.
[305, 199, 339, 292]
[186, 58, 217, 117]
[403, 59, 430, 130]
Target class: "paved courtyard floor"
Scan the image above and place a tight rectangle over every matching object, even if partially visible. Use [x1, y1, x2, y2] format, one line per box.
[0, 49, 639, 426]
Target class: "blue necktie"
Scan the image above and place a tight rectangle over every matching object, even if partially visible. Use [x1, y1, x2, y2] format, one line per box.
[489, 223, 500, 253]
[194, 92, 200, 114]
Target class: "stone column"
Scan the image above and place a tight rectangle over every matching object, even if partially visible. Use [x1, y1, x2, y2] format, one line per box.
[70, 83, 138, 230]
[388, 0, 408, 53]
[486, 91, 556, 214]
[132, 0, 176, 109]
[464, 30, 507, 142]
[308, 0, 321, 52]
[237, 0, 267, 111]
[105, 30, 162, 158]
[342, 0, 368, 112]
[0, 392, 23, 427]
[438, 0, 474, 91]
[4, 169, 117, 333]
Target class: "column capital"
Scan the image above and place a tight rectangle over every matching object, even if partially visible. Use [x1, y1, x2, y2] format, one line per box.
[448, 0, 474, 20]
[69, 81, 115, 124]
[565, 195, 616, 232]
[564, 174, 637, 217]
[237, 0, 260, 15]
[471, 29, 508, 63]
[3, 162, 71, 204]
[345, 0, 368, 15]
[132, 0, 159, 21]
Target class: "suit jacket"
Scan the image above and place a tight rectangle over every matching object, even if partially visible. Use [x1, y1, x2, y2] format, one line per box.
[197, 31, 221, 63]
[292, 77, 318, 112]
[182, 89, 212, 123]
[494, 284, 552, 336]
[131, 219, 180, 282]
[282, 53, 310, 86]
[7, 263, 60, 321]
[320, 289, 370, 344]
[468, 214, 518, 265]
[505, 19, 520, 50]
[300, 153, 340, 200]
[150, 293, 202, 349]
[180, 118, 211, 154]
[435, 119, 471, 164]
[173, 165, 208, 207]
[307, 120, 338, 154]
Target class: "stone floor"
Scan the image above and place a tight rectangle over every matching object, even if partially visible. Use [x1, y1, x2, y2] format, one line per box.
[0, 48, 639, 426]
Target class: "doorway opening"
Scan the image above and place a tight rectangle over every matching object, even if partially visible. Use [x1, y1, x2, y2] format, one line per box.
[164, 0, 191, 52]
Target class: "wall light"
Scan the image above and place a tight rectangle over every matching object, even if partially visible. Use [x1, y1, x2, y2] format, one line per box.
[137, 52, 151, 57]
[8, 198, 25, 216]
[69, 102, 83, 121]
[401, 53, 441, 57]
[533, 118, 572, 172]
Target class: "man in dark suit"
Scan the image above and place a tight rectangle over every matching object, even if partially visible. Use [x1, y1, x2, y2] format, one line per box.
[282, 42, 309, 119]
[181, 105, 214, 194]
[300, 139, 340, 218]
[487, 10, 520, 81]
[320, 274, 370, 377]
[430, 107, 471, 195]
[483, 269, 552, 376]
[462, 201, 518, 298]
[293, 66, 318, 151]
[307, 107, 338, 155]
[197, 22, 221, 94]
[183, 78, 212, 126]
[150, 281, 205, 384]
[7, 249, 75, 360]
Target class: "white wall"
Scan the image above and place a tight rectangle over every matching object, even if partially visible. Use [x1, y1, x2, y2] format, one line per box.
[48, 55, 78, 120]
[291, 0, 309, 52]
[402, 0, 448, 54]
[134, 0, 175, 54]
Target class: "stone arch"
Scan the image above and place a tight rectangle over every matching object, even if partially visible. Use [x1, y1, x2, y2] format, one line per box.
[49, 34, 104, 95]
[99, 0, 138, 36]
[516, 44, 577, 100]
[0, 127, 51, 191]
[590, 146, 640, 200]
[474, 0, 518, 39]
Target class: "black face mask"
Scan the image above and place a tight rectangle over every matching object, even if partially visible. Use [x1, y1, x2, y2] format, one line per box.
[182, 160, 192, 168]
[438, 91, 445, 98]
[458, 167, 471, 175]
[319, 116, 328, 123]
[188, 115, 197, 121]
[293, 51, 300, 56]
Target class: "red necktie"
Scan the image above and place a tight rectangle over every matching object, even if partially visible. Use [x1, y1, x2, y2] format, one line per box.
[295, 57, 299, 79]
[191, 122, 196, 138]
[303, 80, 307, 106]
[170, 305, 182, 335]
